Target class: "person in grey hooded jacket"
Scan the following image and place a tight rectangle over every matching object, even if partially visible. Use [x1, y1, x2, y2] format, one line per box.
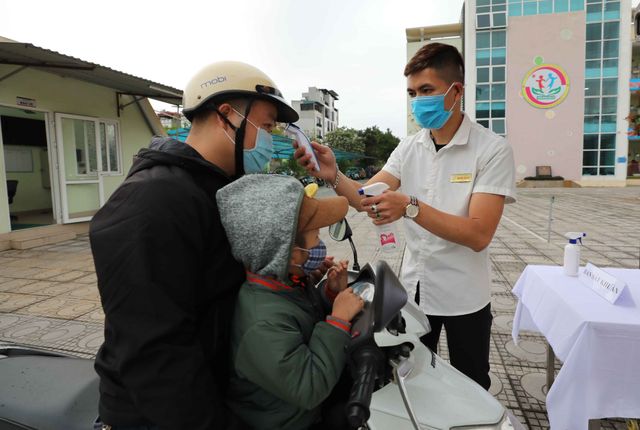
[217, 174, 364, 430]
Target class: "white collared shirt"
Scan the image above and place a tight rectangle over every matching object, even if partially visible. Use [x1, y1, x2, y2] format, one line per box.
[383, 114, 516, 316]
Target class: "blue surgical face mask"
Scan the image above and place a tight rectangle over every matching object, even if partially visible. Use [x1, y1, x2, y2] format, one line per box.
[411, 83, 459, 130]
[294, 240, 327, 275]
[243, 127, 273, 173]
[223, 110, 274, 174]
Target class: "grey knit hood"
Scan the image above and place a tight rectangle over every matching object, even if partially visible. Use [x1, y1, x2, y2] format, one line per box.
[216, 174, 303, 281]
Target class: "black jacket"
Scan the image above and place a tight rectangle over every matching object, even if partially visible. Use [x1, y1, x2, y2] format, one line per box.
[90, 137, 246, 429]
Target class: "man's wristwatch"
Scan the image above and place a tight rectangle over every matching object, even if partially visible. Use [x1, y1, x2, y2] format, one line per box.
[404, 195, 419, 219]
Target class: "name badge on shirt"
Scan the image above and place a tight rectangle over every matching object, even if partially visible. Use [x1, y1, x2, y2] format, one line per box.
[450, 173, 473, 183]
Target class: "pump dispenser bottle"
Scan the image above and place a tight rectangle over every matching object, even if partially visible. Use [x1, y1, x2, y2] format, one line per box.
[563, 232, 586, 276]
[358, 182, 399, 252]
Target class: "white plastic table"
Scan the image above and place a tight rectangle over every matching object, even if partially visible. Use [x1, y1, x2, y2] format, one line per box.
[511, 265, 640, 430]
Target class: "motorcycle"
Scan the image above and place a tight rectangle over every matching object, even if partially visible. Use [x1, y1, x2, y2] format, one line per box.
[0, 345, 98, 430]
[326, 218, 524, 430]
[0, 217, 524, 430]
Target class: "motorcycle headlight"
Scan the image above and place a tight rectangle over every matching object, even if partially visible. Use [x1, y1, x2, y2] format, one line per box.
[450, 413, 518, 430]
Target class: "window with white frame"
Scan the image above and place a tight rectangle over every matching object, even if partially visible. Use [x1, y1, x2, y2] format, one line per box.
[582, 0, 620, 176]
[72, 119, 97, 176]
[475, 29, 507, 136]
[506, 0, 585, 17]
[68, 118, 122, 177]
[99, 122, 121, 174]
[476, 0, 507, 29]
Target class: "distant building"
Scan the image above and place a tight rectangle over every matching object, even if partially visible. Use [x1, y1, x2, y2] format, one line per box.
[157, 110, 188, 130]
[0, 36, 178, 235]
[291, 87, 339, 139]
[406, 0, 634, 186]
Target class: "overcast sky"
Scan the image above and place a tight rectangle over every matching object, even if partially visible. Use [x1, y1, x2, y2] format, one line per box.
[0, 0, 465, 138]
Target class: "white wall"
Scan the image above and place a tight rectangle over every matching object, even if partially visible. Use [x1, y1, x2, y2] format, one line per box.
[614, 0, 632, 182]
[0, 64, 161, 233]
[0, 132, 9, 233]
[464, 0, 477, 122]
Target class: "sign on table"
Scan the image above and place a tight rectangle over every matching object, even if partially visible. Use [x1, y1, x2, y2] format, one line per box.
[579, 263, 627, 304]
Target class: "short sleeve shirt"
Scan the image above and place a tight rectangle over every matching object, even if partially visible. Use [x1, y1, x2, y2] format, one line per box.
[383, 114, 516, 316]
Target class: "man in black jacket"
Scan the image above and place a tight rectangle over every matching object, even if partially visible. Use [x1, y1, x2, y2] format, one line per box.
[90, 61, 299, 430]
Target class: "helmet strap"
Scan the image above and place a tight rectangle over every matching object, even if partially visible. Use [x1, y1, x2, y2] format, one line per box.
[233, 100, 255, 179]
[213, 107, 238, 132]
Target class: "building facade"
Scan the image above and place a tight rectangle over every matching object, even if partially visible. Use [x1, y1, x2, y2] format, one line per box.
[157, 110, 188, 130]
[627, 4, 640, 181]
[291, 87, 339, 140]
[0, 37, 179, 235]
[407, 0, 633, 185]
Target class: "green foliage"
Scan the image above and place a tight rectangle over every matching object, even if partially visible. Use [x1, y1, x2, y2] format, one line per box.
[285, 153, 308, 177]
[337, 158, 355, 173]
[271, 125, 286, 137]
[359, 126, 400, 166]
[279, 125, 401, 170]
[324, 127, 364, 154]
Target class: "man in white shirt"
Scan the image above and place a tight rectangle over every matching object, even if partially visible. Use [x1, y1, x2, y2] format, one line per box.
[295, 43, 516, 389]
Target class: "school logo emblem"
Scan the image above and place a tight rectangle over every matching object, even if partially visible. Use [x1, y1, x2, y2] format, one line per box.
[522, 64, 570, 109]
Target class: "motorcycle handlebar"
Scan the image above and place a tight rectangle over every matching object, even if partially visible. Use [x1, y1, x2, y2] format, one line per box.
[346, 348, 379, 429]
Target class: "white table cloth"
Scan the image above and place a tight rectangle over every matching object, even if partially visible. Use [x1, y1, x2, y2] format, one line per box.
[512, 265, 640, 430]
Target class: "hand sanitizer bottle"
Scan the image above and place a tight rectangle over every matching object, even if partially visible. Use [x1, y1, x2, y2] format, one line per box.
[563, 232, 586, 276]
[358, 182, 399, 252]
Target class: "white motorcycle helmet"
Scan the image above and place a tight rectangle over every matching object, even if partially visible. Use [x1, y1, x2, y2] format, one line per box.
[182, 61, 298, 123]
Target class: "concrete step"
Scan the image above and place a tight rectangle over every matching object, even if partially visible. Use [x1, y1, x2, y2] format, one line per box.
[0, 223, 88, 250]
[7, 224, 69, 239]
[11, 231, 76, 250]
[517, 180, 580, 188]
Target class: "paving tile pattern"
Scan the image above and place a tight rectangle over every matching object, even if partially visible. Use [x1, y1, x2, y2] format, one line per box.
[2, 187, 640, 428]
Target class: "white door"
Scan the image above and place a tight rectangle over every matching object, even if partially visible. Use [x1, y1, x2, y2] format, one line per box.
[55, 113, 109, 223]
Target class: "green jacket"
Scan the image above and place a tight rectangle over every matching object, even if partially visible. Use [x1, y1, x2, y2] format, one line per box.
[216, 175, 351, 430]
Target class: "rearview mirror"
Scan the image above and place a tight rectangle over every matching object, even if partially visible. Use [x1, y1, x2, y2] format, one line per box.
[329, 218, 352, 242]
[329, 218, 360, 271]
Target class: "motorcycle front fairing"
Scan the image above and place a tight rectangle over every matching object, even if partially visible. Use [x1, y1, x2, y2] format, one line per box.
[369, 301, 511, 430]
[344, 262, 505, 429]
[368, 337, 506, 429]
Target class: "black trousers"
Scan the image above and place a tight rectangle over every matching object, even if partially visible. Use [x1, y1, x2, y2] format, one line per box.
[415, 283, 493, 390]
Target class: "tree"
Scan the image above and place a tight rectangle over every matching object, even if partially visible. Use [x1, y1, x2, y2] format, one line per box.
[359, 126, 400, 166]
[285, 153, 308, 178]
[271, 125, 286, 137]
[324, 127, 364, 154]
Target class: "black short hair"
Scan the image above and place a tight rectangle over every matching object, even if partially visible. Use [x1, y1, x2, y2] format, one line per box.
[404, 43, 465, 84]
[188, 98, 250, 126]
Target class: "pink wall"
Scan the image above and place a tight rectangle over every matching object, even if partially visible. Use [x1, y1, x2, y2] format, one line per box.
[506, 12, 585, 181]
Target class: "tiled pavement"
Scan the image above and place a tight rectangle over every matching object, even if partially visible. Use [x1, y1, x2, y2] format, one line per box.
[0, 236, 102, 359]
[1, 186, 639, 428]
